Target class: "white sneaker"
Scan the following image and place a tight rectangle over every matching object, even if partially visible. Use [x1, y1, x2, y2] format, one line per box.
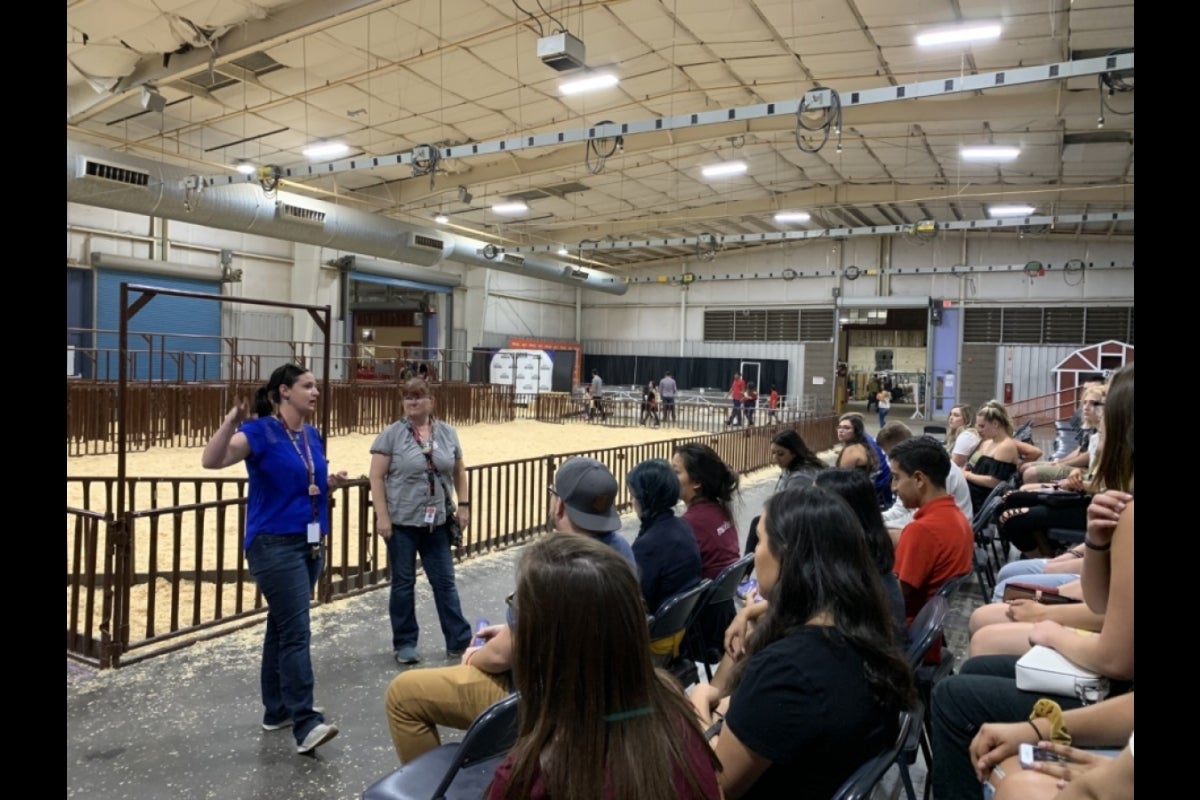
[296, 722, 339, 754]
[262, 706, 324, 732]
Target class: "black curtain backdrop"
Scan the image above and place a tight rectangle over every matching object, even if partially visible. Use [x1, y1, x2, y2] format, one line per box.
[583, 354, 789, 394]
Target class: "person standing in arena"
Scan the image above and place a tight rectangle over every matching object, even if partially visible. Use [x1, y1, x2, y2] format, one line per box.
[658, 370, 678, 424]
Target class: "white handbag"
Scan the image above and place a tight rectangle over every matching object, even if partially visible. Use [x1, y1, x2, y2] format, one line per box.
[1015, 645, 1110, 704]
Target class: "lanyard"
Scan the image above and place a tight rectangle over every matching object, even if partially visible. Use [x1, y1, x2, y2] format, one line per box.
[277, 417, 319, 520]
[407, 420, 438, 499]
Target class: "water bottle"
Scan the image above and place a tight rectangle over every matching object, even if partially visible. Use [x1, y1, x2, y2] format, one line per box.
[472, 618, 490, 648]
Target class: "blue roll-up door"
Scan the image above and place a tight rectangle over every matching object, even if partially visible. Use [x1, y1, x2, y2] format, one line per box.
[95, 269, 221, 381]
[67, 267, 94, 378]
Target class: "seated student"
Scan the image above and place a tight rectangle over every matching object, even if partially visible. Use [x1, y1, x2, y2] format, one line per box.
[487, 534, 720, 800]
[672, 443, 741, 580]
[966, 577, 1104, 659]
[964, 401, 1024, 512]
[382, 456, 633, 764]
[931, 365, 1134, 800]
[1020, 383, 1105, 485]
[888, 436, 974, 625]
[971, 693, 1134, 800]
[835, 413, 893, 508]
[690, 487, 916, 800]
[876, 422, 973, 541]
[988, 545, 1085, 603]
[628, 458, 703, 615]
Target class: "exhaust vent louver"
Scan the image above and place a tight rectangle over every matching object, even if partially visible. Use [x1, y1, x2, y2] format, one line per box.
[502, 253, 527, 267]
[276, 203, 326, 226]
[78, 157, 151, 187]
[399, 231, 447, 266]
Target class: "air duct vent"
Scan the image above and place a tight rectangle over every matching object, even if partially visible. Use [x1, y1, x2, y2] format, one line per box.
[276, 203, 326, 226]
[502, 253, 527, 267]
[411, 234, 445, 251]
[78, 157, 151, 188]
[398, 231, 447, 266]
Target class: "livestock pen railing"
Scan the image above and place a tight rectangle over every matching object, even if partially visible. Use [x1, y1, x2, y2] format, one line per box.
[66, 380, 517, 456]
[66, 416, 838, 668]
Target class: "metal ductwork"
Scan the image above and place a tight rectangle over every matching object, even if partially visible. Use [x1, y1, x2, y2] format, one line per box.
[66, 140, 628, 295]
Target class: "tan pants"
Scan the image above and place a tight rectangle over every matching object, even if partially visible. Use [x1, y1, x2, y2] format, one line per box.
[384, 664, 511, 763]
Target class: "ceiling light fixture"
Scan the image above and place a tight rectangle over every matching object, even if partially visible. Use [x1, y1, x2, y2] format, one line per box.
[559, 72, 619, 96]
[302, 142, 349, 160]
[961, 146, 1021, 162]
[434, 214, 449, 224]
[774, 211, 811, 223]
[235, 160, 257, 175]
[916, 23, 1002, 47]
[988, 204, 1036, 217]
[492, 200, 530, 215]
[701, 160, 747, 178]
[557, 247, 569, 256]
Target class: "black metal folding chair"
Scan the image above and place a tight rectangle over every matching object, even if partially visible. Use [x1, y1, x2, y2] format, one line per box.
[362, 693, 520, 800]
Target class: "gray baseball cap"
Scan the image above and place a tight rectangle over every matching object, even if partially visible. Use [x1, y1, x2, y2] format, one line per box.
[553, 457, 621, 532]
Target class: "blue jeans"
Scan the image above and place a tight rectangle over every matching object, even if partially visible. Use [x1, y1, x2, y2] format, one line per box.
[931, 655, 1086, 800]
[386, 524, 472, 653]
[726, 400, 743, 425]
[878, 408, 889, 428]
[246, 534, 326, 744]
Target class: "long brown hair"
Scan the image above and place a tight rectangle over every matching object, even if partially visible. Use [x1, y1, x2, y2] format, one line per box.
[1090, 364, 1133, 493]
[499, 534, 720, 799]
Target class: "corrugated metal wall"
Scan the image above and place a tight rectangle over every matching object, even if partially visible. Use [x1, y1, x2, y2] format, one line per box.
[802, 342, 834, 410]
[224, 310, 294, 380]
[960, 345, 997, 407]
[994, 345, 1084, 402]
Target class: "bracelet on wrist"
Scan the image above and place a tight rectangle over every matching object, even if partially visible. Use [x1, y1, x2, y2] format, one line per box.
[456, 501, 470, 506]
[1084, 537, 1112, 552]
[1028, 719, 1043, 741]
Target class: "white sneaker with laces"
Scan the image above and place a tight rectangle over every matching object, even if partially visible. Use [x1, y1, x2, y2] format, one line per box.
[296, 722, 339, 754]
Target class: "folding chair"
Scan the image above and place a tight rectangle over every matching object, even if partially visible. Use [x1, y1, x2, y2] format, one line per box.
[830, 709, 916, 800]
[362, 693, 520, 800]
[647, 579, 710, 688]
[896, 596, 950, 800]
[683, 553, 755, 681]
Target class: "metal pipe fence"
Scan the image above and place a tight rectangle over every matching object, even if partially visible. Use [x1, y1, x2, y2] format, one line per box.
[67, 409, 837, 668]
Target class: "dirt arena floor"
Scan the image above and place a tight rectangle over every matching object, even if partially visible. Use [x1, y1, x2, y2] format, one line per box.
[66, 419, 705, 490]
[66, 419, 719, 642]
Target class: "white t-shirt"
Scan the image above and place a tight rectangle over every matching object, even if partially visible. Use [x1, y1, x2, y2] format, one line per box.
[951, 429, 981, 460]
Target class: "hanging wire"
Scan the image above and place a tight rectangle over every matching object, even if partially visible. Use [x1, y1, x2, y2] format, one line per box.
[1096, 48, 1134, 128]
[512, 0, 544, 36]
[794, 86, 843, 154]
[584, 120, 622, 174]
[535, 0, 566, 33]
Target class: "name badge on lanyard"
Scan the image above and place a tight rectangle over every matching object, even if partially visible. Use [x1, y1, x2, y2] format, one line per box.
[307, 521, 321, 544]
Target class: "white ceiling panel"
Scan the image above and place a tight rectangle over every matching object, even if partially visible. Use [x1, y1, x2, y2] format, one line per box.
[66, 0, 1135, 270]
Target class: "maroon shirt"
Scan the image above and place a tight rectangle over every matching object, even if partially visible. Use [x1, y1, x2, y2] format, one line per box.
[683, 499, 740, 580]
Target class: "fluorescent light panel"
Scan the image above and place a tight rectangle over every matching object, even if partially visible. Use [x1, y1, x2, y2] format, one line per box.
[916, 23, 1002, 47]
[960, 146, 1020, 162]
[235, 161, 256, 175]
[492, 200, 529, 215]
[774, 211, 811, 223]
[302, 142, 349, 160]
[702, 160, 747, 178]
[988, 204, 1036, 217]
[559, 72, 619, 96]
[434, 214, 449, 224]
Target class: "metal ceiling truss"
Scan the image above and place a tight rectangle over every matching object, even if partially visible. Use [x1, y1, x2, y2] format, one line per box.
[509, 212, 1134, 255]
[196, 53, 1133, 189]
[620, 260, 1131, 284]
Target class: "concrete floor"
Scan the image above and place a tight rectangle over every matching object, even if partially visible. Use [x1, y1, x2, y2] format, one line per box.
[67, 418, 986, 800]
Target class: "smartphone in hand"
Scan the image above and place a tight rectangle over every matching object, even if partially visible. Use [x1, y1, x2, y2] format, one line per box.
[1018, 742, 1066, 769]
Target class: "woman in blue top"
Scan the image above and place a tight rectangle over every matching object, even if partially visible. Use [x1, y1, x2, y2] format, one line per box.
[202, 363, 346, 755]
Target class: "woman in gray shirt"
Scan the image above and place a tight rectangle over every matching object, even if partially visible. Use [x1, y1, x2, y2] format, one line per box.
[369, 378, 473, 666]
